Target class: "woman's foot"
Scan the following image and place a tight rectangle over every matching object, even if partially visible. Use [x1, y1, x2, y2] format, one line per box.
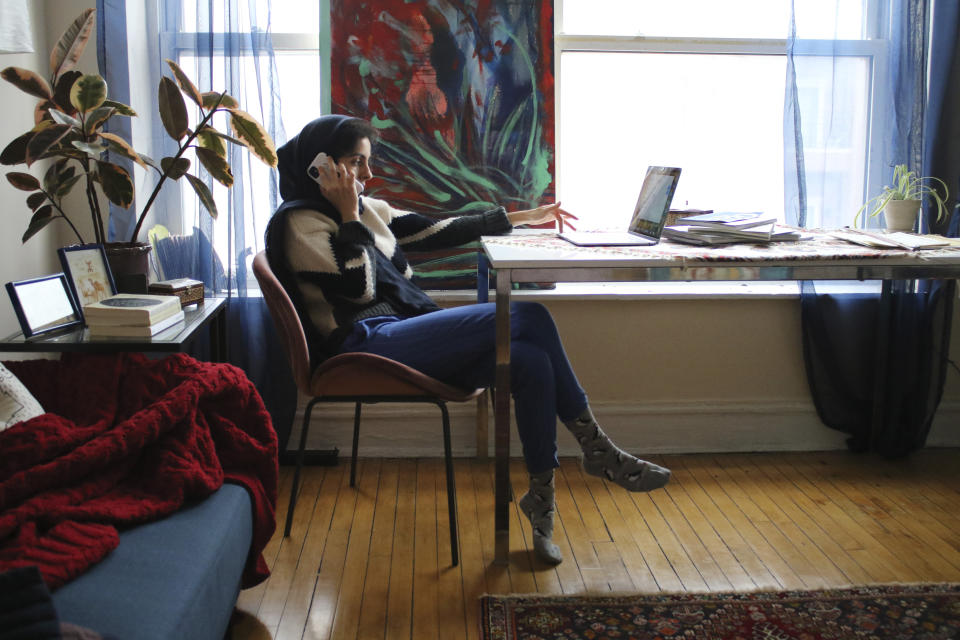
[519, 470, 563, 565]
[565, 408, 671, 492]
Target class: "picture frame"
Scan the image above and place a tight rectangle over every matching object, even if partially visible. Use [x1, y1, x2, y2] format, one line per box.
[58, 244, 117, 315]
[5, 273, 84, 338]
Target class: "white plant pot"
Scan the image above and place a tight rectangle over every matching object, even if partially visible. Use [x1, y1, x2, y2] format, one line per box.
[883, 199, 921, 232]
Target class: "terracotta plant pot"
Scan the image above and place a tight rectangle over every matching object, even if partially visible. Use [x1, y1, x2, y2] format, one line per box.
[104, 242, 152, 294]
[883, 199, 921, 232]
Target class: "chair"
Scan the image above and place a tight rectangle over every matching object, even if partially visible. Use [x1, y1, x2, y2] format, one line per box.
[252, 251, 483, 566]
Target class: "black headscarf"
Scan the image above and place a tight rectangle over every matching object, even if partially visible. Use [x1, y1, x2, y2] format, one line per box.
[275, 113, 354, 215]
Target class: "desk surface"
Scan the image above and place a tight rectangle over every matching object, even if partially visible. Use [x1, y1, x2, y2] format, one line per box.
[481, 230, 960, 281]
[0, 297, 226, 354]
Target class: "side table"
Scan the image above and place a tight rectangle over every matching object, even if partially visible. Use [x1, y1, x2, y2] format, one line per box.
[0, 297, 228, 362]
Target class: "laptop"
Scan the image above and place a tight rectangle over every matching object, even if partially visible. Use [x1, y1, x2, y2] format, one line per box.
[559, 166, 681, 246]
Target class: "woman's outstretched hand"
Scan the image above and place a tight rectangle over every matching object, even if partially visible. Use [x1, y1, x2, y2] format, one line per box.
[507, 203, 578, 232]
[313, 152, 360, 222]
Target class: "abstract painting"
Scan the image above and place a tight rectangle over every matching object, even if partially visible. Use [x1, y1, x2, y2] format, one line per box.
[331, 0, 556, 288]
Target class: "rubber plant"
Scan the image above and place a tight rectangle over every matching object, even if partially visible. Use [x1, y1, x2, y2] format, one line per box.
[1, 8, 278, 246]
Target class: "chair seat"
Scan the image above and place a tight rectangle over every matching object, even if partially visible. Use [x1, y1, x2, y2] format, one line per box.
[309, 352, 484, 401]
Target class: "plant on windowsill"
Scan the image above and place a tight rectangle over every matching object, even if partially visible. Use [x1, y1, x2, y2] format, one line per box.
[854, 163, 949, 232]
[0, 8, 277, 288]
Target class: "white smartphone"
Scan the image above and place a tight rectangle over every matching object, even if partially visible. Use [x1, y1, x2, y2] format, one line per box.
[308, 151, 363, 195]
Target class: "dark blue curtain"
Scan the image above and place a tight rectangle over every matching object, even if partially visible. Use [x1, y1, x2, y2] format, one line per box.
[97, 1, 297, 455]
[791, 0, 958, 457]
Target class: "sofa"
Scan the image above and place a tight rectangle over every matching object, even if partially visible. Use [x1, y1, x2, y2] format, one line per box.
[0, 353, 278, 639]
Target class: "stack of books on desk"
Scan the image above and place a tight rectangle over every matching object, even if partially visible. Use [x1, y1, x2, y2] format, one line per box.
[664, 212, 802, 246]
[84, 294, 185, 337]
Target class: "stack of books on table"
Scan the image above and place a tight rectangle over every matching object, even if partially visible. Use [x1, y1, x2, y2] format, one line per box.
[84, 294, 185, 338]
[664, 212, 802, 246]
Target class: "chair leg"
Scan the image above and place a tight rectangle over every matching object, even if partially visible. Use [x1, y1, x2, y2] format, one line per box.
[350, 402, 362, 488]
[285, 398, 319, 537]
[439, 401, 459, 567]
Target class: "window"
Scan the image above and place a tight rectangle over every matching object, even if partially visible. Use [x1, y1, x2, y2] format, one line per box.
[159, 3, 323, 279]
[556, 0, 883, 230]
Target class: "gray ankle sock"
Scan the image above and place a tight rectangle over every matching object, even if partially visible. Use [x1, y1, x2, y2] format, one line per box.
[518, 469, 563, 565]
[564, 407, 671, 492]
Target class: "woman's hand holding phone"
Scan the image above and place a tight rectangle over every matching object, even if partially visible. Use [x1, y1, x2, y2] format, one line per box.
[308, 151, 362, 221]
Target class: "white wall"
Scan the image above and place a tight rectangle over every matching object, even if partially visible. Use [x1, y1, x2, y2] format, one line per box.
[291, 292, 960, 456]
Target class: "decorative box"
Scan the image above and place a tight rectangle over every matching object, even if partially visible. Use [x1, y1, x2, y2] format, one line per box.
[148, 278, 205, 308]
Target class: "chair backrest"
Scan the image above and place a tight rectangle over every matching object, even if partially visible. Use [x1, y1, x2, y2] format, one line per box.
[252, 251, 313, 395]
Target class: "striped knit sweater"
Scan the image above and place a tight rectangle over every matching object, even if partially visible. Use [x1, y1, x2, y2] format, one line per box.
[267, 195, 512, 363]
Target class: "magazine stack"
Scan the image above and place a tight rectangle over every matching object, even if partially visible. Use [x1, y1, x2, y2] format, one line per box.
[664, 212, 801, 246]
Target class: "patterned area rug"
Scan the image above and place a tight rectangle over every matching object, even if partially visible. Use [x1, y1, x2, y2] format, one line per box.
[479, 584, 960, 639]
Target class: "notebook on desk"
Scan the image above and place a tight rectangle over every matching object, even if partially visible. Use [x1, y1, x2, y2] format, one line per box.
[559, 166, 682, 247]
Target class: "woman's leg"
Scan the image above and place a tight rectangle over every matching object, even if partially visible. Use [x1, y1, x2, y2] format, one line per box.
[342, 303, 569, 473]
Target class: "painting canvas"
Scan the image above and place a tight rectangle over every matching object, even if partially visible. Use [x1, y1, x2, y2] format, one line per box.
[331, 0, 556, 288]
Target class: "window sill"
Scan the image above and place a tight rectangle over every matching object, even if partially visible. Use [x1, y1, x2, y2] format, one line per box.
[428, 280, 884, 303]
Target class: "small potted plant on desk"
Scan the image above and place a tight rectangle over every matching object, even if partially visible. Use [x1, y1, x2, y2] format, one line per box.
[855, 163, 949, 232]
[1, 8, 278, 292]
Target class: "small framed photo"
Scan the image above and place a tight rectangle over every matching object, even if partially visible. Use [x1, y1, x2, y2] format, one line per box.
[5, 273, 83, 338]
[58, 244, 117, 313]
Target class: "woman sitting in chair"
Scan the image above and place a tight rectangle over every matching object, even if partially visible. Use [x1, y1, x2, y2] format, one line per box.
[265, 114, 670, 565]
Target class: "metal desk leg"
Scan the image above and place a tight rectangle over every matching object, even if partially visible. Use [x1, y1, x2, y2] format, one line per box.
[477, 252, 490, 459]
[494, 268, 512, 565]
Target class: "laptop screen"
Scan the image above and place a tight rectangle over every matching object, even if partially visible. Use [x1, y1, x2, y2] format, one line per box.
[628, 166, 682, 237]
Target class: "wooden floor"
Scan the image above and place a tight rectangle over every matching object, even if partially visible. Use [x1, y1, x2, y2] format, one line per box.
[232, 449, 960, 640]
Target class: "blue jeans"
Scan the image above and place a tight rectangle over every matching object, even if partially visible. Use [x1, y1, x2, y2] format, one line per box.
[339, 302, 588, 473]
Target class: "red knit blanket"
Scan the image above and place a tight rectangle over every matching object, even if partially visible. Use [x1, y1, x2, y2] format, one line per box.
[0, 353, 278, 590]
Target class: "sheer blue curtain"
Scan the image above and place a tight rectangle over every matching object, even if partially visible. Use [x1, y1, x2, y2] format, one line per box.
[97, 0, 297, 453]
[787, 0, 957, 457]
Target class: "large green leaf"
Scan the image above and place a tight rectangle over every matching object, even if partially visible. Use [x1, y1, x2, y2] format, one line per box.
[26, 192, 47, 211]
[54, 174, 83, 198]
[5, 172, 40, 191]
[49, 8, 96, 83]
[185, 174, 218, 219]
[52, 70, 82, 113]
[25, 124, 71, 166]
[84, 106, 116, 135]
[96, 160, 134, 208]
[48, 108, 81, 129]
[1, 67, 52, 100]
[195, 126, 227, 157]
[22, 205, 56, 243]
[101, 100, 137, 117]
[201, 91, 239, 111]
[158, 76, 189, 140]
[1, 131, 33, 165]
[166, 59, 202, 107]
[69, 75, 107, 114]
[99, 132, 148, 168]
[42, 160, 64, 194]
[160, 156, 191, 180]
[72, 140, 108, 158]
[33, 100, 58, 125]
[196, 147, 233, 187]
[230, 109, 278, 167]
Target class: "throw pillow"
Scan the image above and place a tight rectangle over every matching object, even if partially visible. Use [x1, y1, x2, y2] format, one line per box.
[0, 362, 44, 431]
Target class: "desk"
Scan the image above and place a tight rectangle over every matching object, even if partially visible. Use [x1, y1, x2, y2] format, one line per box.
[0, 297, 228, 362]
[480, 230, 960, 564]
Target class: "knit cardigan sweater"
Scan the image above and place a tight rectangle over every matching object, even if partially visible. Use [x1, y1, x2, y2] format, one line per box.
[266, 195, 512, 364]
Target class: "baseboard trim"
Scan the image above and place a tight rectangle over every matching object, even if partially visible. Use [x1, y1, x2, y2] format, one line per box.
[284, 398, 960, 457]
